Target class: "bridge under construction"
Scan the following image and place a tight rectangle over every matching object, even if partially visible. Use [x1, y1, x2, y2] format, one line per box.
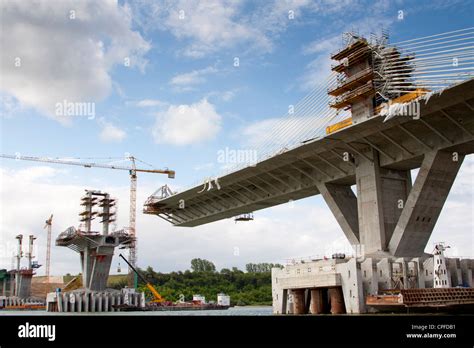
[144, 28, 474, 314]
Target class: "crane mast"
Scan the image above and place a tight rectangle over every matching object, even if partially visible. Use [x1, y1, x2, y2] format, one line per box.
[44, 214, 53, 283]
[128, 157, 138, 287]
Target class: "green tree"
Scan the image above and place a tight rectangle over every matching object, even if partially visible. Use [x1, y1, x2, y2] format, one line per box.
[246, 262, 283, 273]
[190, 258, 216, 273]
[135, 259, 274, 306]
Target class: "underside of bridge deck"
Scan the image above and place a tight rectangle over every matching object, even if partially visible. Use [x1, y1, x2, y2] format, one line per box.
[145, 78, 474, 258]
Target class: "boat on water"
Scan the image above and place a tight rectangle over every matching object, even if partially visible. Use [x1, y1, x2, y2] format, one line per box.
[114, 301, 231, 312]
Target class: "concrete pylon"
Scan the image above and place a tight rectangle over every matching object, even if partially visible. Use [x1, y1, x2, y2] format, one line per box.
[355, 149, 412, 254]
[57, 190, 131, 292]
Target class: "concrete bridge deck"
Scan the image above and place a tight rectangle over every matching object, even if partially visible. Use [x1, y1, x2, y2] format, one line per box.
[145, 78, 474, 231]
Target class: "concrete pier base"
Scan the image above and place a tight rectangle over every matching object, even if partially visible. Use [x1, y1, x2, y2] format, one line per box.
[272, 255, 474, 314]
[0, 296, 45, 308]
[46, 288, 144, 312]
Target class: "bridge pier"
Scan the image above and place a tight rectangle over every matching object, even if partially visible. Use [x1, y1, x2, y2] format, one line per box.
[318, 147, 462, 258]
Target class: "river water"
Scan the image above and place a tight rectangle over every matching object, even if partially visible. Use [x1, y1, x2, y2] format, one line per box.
[0, 306, 273, 316]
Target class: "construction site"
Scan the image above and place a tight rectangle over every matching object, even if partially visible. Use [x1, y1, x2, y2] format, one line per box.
[143, 28, 474, 314]
[1, 27, 474, 316]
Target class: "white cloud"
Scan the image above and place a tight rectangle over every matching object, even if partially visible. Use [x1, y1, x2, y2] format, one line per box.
[303, 35, 340, 56]
[221, 90, 236, 101]
[206, 89, 239, 103]
[0, 93, 22, 118]
[98, 119, 127, 143]
[131, 0, 312, 58]
[300, 54, 335, 91]
[12, 166, 66, 183]
[0, 0, 150, 121]
[162, 1, 271, 58]
[170, 66, 218, 87]
[135, 99, 166, 107]
[152, 99, 222, 145]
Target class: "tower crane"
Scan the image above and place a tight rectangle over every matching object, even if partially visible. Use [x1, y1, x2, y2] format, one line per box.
[44, 214, 53, 284]
[0, 154, 175, 287]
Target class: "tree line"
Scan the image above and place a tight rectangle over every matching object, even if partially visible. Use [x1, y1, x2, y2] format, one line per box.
[114, 258, 283, 306]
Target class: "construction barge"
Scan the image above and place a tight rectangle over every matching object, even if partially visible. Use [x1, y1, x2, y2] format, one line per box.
[116, 253, 231, 312]
[114, 302, 231, 312]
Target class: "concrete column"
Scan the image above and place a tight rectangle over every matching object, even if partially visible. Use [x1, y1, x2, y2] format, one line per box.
[447, 259, 462, 287]
[310, 289, 325, 314]
[377, 258, 392, 290]
[281, 289, 288, 314]
[84, 293, 89, 312]
[361, 258, 378, 295]
[98, 293, 103, 312]
[328, 287, 346, 314]
[292, 289, 306, 314]
[355, 150, 387, 254]
[57, 293, 63, 312]
[402, 260, 409, 289]
[355, 150, 411, 254]
[460, 260, 473, 287]
[91, 294, 96, 312]
[102, 194, 110, 235]
[82, 248, 93, 289]
[389, 150, 464, 256]
[409, 258, 425, 289]
[111, 294, 115, 312]
[63, 294, 68, 312]
[105, 294, 109, 311]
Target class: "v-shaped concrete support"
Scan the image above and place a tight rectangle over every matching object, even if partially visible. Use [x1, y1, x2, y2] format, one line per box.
[317, 182, 360, 245]
[388, 150, 464, 256]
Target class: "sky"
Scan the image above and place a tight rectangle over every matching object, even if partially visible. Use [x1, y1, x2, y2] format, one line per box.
[0, 0, 473, 275]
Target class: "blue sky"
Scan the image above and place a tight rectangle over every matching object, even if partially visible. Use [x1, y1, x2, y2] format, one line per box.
[1, 0, 473, 274]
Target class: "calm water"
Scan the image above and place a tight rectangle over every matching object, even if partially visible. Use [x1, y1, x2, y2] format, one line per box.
[0, 306, 273, 316]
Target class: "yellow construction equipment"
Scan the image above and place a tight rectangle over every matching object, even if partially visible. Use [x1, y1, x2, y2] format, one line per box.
[119, 253, 164, 303]
[326, 117, 353, 135]
[63, 276, 82, 292]
[326, 88, 430, 135]
[374, 88, 430, 114]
